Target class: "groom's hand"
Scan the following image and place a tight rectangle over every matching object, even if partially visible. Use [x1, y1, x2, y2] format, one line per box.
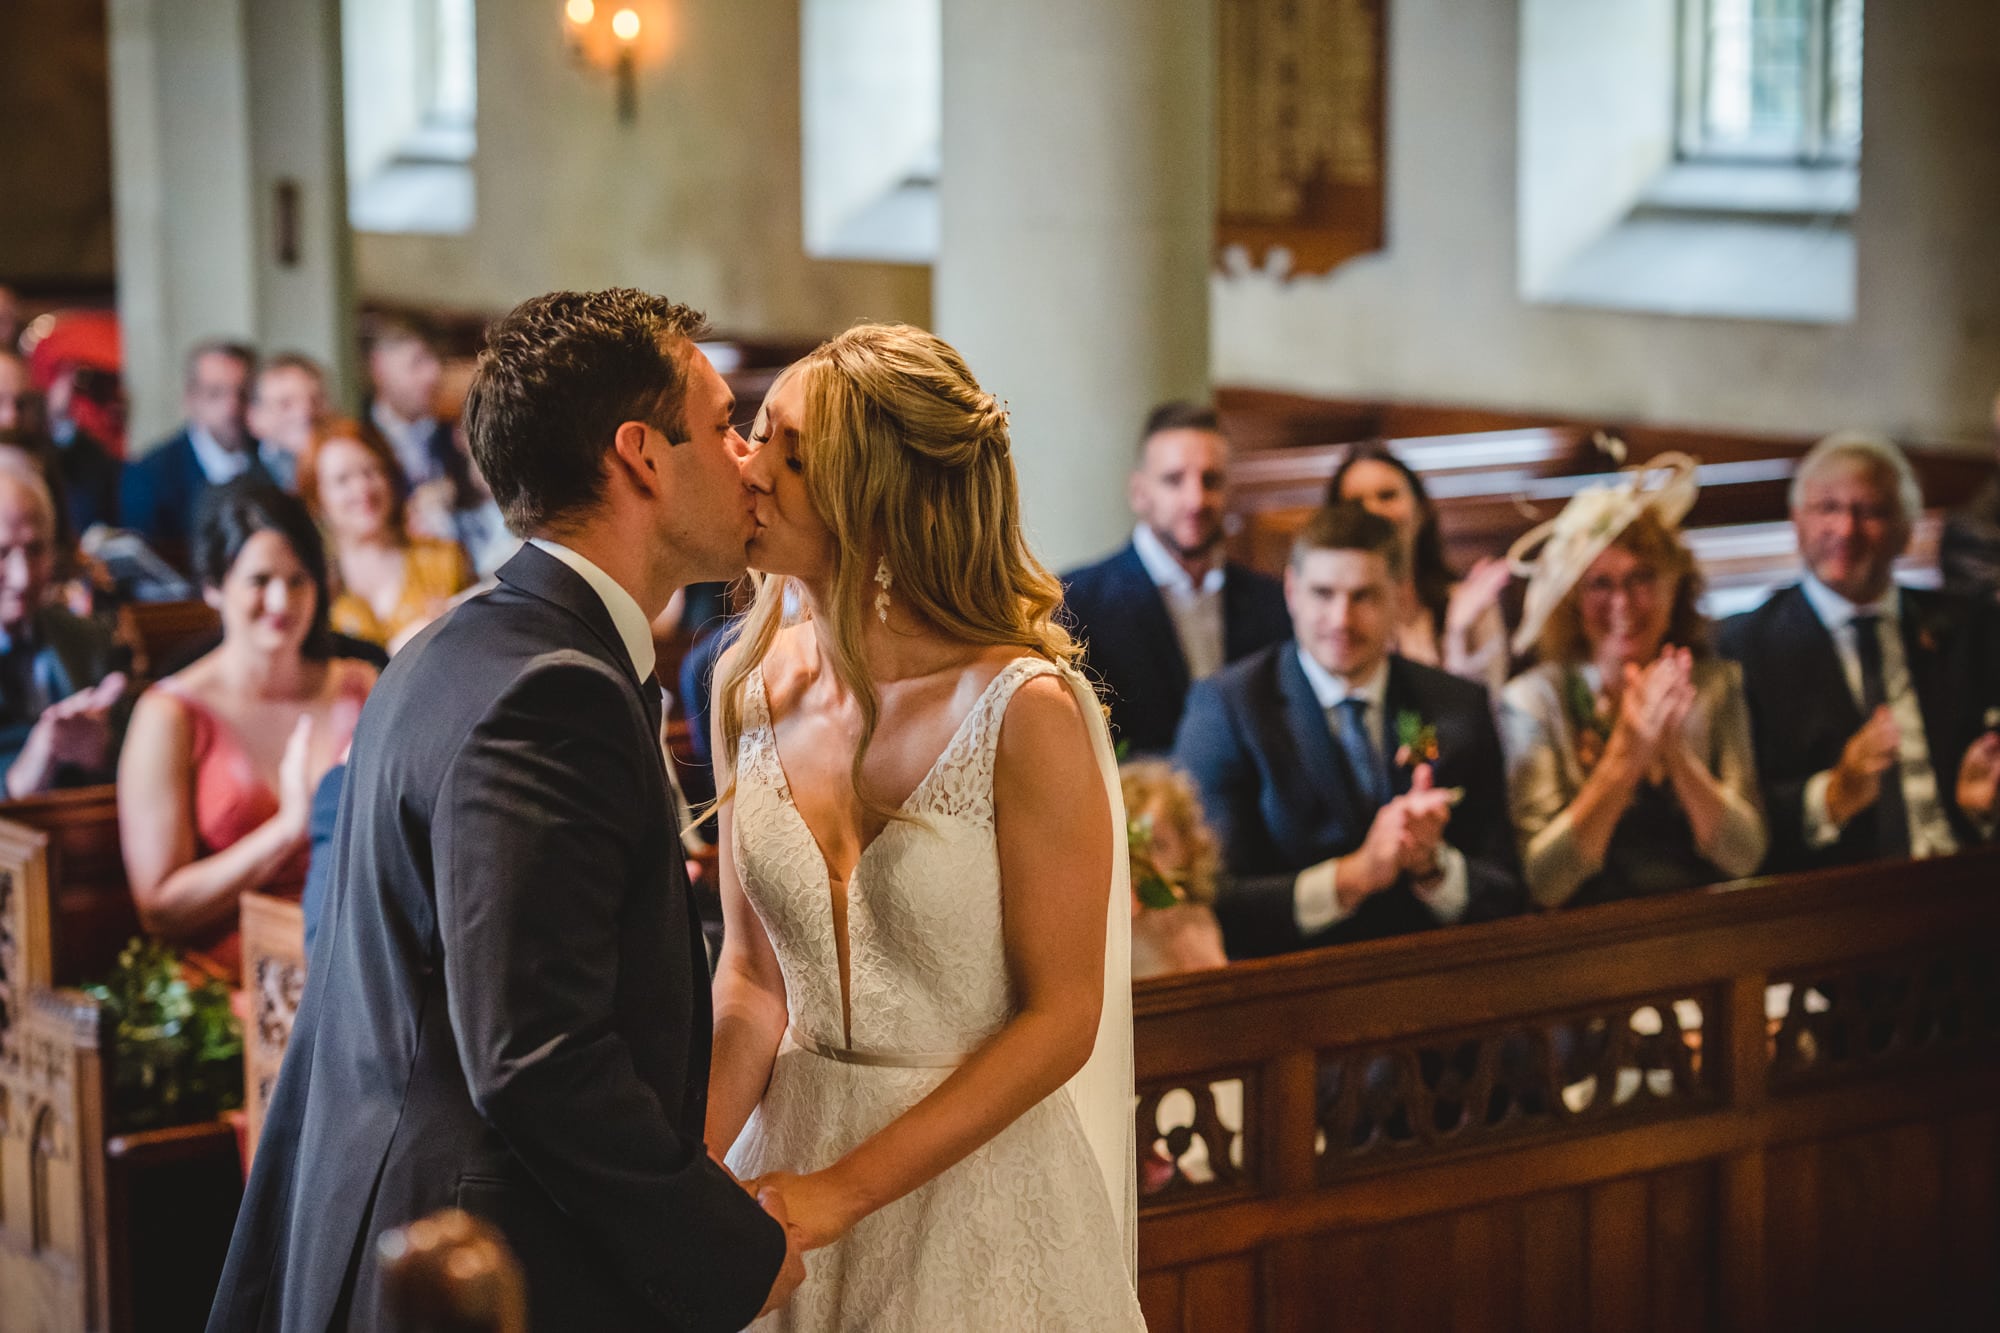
[755, 1187, 807, 1317]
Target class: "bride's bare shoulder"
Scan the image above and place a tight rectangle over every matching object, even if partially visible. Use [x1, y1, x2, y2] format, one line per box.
[747, 622, 817, 716]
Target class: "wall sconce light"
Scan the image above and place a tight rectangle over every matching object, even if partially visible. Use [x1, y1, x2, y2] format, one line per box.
[564, 0, 661, 126]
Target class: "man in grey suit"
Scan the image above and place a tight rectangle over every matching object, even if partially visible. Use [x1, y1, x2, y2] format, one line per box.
[208, 290, 804, 1332]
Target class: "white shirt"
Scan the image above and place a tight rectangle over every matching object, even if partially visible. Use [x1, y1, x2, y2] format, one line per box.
[1130, 523, 1227, 682]
[526, 539, 658, 682]
[1797, 575, 1958, 858]
[187, 424, 256, 485]
[372, 401, 444, 486]
[1288, 648, 1470, 934]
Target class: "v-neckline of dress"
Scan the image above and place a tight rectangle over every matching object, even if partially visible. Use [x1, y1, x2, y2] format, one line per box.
[752, 658, 1031, 1049]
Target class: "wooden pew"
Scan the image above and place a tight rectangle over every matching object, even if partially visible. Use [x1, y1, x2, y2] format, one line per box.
[1131, 848, 2000, 1332]
[115, 600, 220, 682]
[0, 787, 135, 988]
[0, 813, 241, 1333]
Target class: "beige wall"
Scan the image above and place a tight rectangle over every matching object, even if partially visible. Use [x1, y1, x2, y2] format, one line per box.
[1213, 0, 2000, 448]
[354, 0, 928, 338]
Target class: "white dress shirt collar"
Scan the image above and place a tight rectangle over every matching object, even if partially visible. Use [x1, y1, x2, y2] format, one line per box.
[1131, 523, 1225, 596]
[527, 538, 658, 681]
[1800, 572, 1902, 631]
[1294, 646, 1390, 713]
[187, 423, 255, 485]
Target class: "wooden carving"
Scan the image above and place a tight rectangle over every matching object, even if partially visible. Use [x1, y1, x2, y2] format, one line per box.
[1217, 0, 1387, 276]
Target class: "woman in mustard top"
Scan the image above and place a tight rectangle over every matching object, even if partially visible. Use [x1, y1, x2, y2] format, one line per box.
[301, 417, 471, 653]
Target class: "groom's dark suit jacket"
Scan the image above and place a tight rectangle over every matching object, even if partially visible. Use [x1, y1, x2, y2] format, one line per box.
[1173, 643, 1524, 959]
[207, 545, 783, 1333]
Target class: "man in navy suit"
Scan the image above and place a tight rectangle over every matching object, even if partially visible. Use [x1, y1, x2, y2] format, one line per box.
[1174, 503, 1523, 958]
[1720, 433, 2000, 873]
[1062, 402, 1289, 755]
[120, 340, 271, 569]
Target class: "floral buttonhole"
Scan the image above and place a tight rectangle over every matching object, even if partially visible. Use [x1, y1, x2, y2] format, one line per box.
[1393, 709, 1439, 771]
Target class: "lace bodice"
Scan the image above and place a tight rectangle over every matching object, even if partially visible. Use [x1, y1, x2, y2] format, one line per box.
[733, 656, 1057, 1059]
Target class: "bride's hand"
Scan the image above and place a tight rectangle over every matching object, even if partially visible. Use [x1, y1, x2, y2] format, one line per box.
[745, 1169, 866, 1251]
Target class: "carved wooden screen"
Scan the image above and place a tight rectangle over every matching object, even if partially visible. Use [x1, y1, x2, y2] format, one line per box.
[241, 893, 307, 1165]
[1217, 0, 1387, 275]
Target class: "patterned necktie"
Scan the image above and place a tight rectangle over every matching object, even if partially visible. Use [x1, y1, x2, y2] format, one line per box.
[1850, 613, 1910, 857]
[1333, 697, 1390, 809]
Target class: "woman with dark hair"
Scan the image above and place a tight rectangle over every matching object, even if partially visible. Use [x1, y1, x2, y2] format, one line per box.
[118, 479, 376, 976]
[1498, 458, 1765, 908]
[1329, 442, 1512, 691]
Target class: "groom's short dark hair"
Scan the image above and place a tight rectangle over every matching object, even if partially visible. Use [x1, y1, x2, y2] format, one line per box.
[464, 288, 710, 534]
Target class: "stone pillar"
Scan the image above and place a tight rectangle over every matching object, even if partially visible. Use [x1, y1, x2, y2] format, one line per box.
[108, 0, 354, 450]
[935, 0, 1215, 572]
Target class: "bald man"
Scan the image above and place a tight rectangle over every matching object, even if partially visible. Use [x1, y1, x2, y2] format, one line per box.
[0, 466, 126, 796]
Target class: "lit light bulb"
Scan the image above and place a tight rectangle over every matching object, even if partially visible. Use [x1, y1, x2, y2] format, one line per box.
[611, 8, 641, 42]
[565, 0, 595, 25]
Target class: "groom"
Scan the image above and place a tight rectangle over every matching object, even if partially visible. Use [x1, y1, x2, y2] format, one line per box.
[208, 290, 803, 1331]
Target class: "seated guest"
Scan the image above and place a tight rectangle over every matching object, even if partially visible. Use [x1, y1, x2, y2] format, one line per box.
[1173, 502, 1522, 958]
[1120, 760, 1229, 979]
[408, 422, 519, 578]
[1499, 456, 1766, 908]
[117, 480, 374, 977]
[246, 352, 329, 493]
[1941, 390, 2000, 606]
[367, 317, 457, 488]
[1721, 432, 2000, 872]
[301, 418, 472, 652]
[1063, 402, 1288, 754]
[1329, 442, 1512, 691]
[121, 340, 273, 567]
[0, 464, 127, 796]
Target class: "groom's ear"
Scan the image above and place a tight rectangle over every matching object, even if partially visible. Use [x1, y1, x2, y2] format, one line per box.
[608, 420, 662, 496]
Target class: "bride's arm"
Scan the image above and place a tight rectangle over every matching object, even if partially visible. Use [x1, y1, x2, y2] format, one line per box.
[704, 739, 791, 1159]
[755, 675, 1112, 1248]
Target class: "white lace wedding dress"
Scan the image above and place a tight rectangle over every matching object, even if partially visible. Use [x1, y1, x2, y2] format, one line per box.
[725, 657, 1144, 1331]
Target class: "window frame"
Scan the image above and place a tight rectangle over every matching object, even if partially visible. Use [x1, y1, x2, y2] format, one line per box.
[1675, 0, 1861, 167]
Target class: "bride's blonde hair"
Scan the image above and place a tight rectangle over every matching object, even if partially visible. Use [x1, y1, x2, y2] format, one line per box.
[713, 323, 1080, 817]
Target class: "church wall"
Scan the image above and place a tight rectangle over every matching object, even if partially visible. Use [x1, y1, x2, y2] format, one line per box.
[352, 0, 930, 339]
[1212, 0, 2000, 447]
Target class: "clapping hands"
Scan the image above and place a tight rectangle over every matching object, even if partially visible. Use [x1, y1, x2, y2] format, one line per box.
[1826, 705, 1902, 827]
[1957, 731, 2000, 823]
[1604, 647, 1698, 782]
[1340, 763, 1460, 906]
[5, 671, 127, 799]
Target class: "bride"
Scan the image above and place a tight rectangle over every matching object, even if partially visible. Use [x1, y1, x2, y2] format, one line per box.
[703, 323, 1144, 1330]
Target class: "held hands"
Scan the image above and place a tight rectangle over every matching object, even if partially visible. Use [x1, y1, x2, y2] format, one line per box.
[752, 1185, 808, 1318]
[1825, 706, 1901, 827]
[1956, 731, 2000, 823]
[744, 1169, 864, 1252]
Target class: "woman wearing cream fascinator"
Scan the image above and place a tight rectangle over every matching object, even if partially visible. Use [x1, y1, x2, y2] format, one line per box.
[1496, 452, 1768, 909]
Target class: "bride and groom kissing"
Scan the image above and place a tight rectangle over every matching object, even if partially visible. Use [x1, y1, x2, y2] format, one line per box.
[207, 290, 1146, 1331]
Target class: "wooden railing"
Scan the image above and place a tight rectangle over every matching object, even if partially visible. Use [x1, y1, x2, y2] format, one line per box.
[1131, 848, 2000, 1332]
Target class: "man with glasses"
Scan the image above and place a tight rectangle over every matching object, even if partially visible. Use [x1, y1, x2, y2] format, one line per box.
[121, 340, 272, 570]
[1721, 432, 2000, 872]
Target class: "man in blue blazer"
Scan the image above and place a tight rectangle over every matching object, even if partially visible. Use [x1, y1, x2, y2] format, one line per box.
[1720, 433, 2000, 873]
[120, 341, 272, 569]
[1062, 402, 1289, 755]
[1174, 503, 1524, 959]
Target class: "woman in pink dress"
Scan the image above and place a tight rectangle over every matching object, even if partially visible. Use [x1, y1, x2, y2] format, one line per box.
[119, 480, 374, 978]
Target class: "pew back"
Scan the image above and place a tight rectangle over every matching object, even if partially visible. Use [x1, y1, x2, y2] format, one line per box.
[0, 788, 136, 988]
[1132, 850, 2000, 1332]
[240, 893, 306, 1165]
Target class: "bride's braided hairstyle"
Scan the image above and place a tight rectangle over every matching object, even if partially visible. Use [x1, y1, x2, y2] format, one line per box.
[714, 323, 1079, 819]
